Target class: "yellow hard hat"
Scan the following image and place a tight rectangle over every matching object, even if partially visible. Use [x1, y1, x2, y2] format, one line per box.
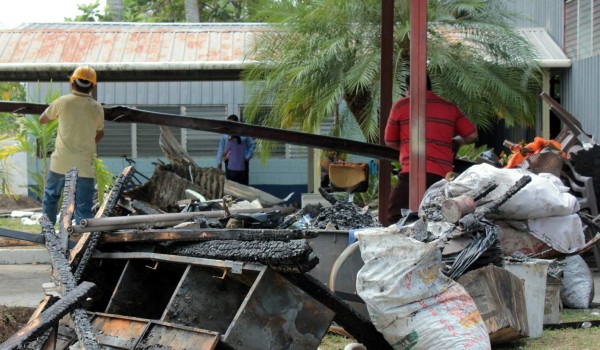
[70, 65, 97, 86]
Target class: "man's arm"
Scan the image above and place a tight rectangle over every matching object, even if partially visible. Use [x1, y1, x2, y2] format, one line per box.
[454, 130, 478, 146]
[39, 113, 51, 124]
[385, 140, 400, 150]
[95, 130, 104, 144]
[216, 135, 226, 169]
[245, 137, 256, 160]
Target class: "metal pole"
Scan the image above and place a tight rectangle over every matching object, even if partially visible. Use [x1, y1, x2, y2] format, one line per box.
[77, 207, 297, 229]
[378, 0, 394, 225]
[409, 0, 428, 211]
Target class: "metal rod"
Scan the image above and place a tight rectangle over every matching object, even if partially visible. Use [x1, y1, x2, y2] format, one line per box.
[79, 207, 296, 228]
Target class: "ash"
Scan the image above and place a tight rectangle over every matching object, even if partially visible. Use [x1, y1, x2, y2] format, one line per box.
[310, 202, 380, 230]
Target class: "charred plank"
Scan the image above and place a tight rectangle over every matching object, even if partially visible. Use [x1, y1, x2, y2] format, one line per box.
[69, 166, 133, 279]
[99, 228, 317, 244]
[0, 102, 399, 160]
[40, 216, 100, 350]
[59, 168, 77, 254]
[0, 281, 96, 350]
[166, 239, 319, 273]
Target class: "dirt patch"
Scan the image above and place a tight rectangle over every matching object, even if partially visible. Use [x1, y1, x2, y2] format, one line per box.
[0, 305, 35, 343]
[0, 195, 41, 213]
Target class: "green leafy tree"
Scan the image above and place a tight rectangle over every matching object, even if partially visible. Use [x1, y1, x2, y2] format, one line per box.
[72, 0, 258, 23]
[242, 0, 541, 149]
[0, 82, 26, 136]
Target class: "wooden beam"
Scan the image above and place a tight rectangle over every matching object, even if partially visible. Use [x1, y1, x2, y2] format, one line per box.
[0, 101, 399, 161]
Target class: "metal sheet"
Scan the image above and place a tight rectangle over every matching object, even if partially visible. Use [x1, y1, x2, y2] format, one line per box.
[139, 323, 218, 350]
[223, 268, 335, 349]
[90, 315, 148, 349]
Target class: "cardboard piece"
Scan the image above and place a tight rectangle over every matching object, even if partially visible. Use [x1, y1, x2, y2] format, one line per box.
[457, 265, 529, 344]
[329, 162, 369, 192]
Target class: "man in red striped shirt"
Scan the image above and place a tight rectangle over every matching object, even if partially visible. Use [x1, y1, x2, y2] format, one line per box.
[384, 75, 478, 224]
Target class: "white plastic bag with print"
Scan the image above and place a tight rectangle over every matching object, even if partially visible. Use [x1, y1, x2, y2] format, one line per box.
[445, 163, 579, 220]
[355, 226, 490, 350]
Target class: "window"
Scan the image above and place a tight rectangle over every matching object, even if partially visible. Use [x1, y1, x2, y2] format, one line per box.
[97, 121, 133, 157]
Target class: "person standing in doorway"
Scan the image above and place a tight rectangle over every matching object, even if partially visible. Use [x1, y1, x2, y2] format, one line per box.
[39, 65, 105, 224]
[216, 114, 256, 185]
[384, 74, 478, 224]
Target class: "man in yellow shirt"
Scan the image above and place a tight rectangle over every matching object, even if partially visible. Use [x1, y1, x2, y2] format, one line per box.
[39, 65, 105, 224]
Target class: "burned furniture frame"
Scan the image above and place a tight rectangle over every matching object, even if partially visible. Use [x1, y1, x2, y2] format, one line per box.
[51, 252, 336, 350]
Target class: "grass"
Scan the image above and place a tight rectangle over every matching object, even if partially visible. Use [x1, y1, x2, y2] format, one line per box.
[320, 318, 600, 350]
[0, 217, 42, 234]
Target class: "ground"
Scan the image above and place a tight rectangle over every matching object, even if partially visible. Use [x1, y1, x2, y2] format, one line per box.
[0, 195, 41, 213]
[0, 305, 35, 343]
[0, 195, 40, 342]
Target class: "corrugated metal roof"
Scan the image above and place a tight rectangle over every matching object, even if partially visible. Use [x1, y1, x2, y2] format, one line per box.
[517, 27, 571, 68]
[0, 22, 268, 81]
[0, 23, 570, 82]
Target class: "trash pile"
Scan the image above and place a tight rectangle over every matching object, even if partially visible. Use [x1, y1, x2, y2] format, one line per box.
[3, 96, 600, 349]
[352, 153, 600, 347]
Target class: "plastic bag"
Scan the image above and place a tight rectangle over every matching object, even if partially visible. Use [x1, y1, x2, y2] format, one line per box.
[445, 164, 579, 220]
[560, 255, 594, 309]
[355, 226, 490, 350]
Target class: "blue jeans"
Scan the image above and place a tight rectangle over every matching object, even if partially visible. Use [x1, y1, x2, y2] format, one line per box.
[42, 170, 95, 225]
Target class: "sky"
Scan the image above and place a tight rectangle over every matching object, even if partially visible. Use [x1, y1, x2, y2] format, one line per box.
[0, 0, 107, 29]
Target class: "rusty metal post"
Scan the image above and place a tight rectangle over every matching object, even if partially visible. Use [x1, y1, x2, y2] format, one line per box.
[378, 0, 394, 225]
[409, 0, 428, 211]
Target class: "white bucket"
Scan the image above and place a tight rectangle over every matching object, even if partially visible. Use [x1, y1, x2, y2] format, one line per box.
[503, 259, 552, 338]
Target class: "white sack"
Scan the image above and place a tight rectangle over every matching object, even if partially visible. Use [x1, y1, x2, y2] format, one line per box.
[525, 214, 586, 253]
[355, 226, 490, 350]
[445, 164, 579, 220]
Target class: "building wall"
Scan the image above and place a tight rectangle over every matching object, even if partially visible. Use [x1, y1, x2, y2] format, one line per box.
[560, 54, 600, 140]
[510, 0, 600, 143]
[508, 0, 565, 45]
[562, 0, 600, 141]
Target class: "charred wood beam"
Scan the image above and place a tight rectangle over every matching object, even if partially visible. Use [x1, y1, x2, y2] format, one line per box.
[99, 228, 318, 244]
[0, 102, 399, 160]
[0, 281, 96, 350]
[59, 168, 77, 254]
[282, 273, 393, 350]
[167, 239, 319, 273]
[70, 206, 296, 234]
[40, 216, 100, 350]
[540, 92, 594, 143]
[69, 166, 133, 275]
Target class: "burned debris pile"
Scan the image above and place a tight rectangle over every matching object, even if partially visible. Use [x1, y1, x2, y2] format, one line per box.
[1, 153, 391, 349]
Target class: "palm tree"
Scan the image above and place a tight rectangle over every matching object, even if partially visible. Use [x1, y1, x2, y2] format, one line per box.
[184, 0, 200, 22]
[107, 0, 124, 21]
[242, 0, 541, 145]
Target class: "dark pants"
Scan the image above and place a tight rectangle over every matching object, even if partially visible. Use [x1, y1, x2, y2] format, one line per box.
[226, 169, 246, 184]
[387, 172, 444, 225]
[225, 159, 250, 185]
[243, 159, 250, 185]
[42, 170, 95, 225]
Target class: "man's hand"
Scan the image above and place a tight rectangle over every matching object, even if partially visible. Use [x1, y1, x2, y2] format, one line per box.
[217, 163, 222, 170]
